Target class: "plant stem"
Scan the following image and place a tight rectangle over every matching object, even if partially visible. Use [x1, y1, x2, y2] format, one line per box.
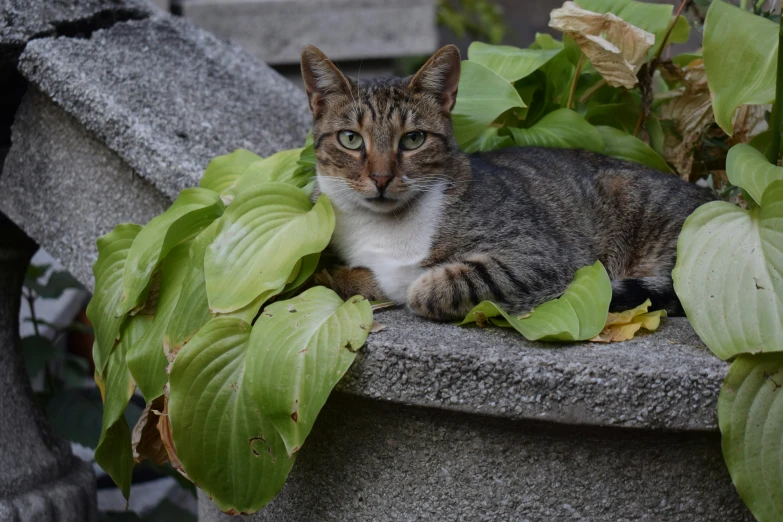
[579, 79, 607, 104]
[740, 0, 748, 10]
[767, 11, 783, 165]
[653, 0, 690, 63]
[25, 289, 40, 338]
[567, 54, 585, 110]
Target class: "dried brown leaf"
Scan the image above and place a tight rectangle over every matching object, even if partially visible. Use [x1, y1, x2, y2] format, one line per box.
[132, 396, 169, 465]
[549, 2, 655, 89]
[590, 299, 665, 343]
[157, 385, 190, 481]
[369, 320, 386, 334]
[731, 104, 770, 146]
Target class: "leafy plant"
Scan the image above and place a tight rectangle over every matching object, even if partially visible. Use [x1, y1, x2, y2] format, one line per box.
[87, 139, 373, 514]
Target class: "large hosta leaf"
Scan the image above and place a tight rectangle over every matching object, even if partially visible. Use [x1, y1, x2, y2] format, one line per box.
[120, 188, 224, 315]
[127, 242, 191, 401]
[452, 60, 525, 146]
[245, 287, 372, 455]
[87, 224, 142, 374]
[704, 0, 778, 134]
[727, 144, 783, 206]
[223, 148, 307, 201]
[461, 261, 611, 341]
[205, 183, 335, 313]
[673, 181, 783, 360]
[467, 41, 561, 83]
[509, 108, 604, 152]
[199, 149, 262, 194]
[94, 314, 153, 499]
[461, 127, 514, 154]
[169, 317, 295, 514]
[164, 224, 216, 361]
[718, 353, 783, 522]
[595, 125, 672, 172]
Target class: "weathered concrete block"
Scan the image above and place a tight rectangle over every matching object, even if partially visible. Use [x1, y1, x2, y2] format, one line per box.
[14, 15, 311, 200]
[177, 0, 437, 65]
[0, 0, 154, 60]
[200, 394, 752, 522]
[0, 14, 311, 286]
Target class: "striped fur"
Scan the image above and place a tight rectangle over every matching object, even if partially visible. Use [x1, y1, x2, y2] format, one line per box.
[301, 45, 714, 321]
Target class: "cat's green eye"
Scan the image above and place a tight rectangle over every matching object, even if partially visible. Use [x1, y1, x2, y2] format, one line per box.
[400, 131, 426, 150]
[338, 130, 364, 150]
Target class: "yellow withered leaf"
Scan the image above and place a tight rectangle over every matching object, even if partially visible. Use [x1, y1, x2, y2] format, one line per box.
[549, 1, 655, 89]
[590, 299, 665, 343]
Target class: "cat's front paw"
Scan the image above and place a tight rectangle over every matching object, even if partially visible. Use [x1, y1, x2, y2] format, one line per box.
[407, 265, 472, 321]
[317, 267, 386, 301]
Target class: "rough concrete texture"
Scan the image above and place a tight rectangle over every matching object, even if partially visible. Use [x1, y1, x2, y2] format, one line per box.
[179, 0, 437, 65]
[0, 89, 170, 289]
[0, 0, 154, 60]
[200, 395, 752, 522]
[342, 309, 727, 431]
[16, 14, 311, 200]
[0, 216, 97, 522]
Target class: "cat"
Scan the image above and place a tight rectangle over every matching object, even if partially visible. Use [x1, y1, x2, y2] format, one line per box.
[300, 44, 714, 321]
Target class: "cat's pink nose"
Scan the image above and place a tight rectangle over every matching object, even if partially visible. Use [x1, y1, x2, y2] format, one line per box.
[371, 173, 393, 191]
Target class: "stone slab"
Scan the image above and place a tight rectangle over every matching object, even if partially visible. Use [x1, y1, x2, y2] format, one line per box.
[0, 0, 154, 60]
[347, 309, 725, 431]
[0, 88, 170, 289]
[199, 394, 752, 522]
[15, 14, 311, 201]
[178, 0, 437, 65]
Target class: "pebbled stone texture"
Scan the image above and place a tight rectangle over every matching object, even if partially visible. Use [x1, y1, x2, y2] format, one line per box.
[0, 88, 169, 289]
[200, 395, 752, 522]
[16, 14, 311, 201]
[341, 309, 727, 431]
[0, 0, 154, 61]
[0, 216, 97, 522]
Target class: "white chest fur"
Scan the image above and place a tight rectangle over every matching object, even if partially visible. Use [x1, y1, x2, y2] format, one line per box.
[327, 187, 446, 304]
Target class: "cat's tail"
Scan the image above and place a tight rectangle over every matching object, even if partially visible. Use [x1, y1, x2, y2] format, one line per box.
[610, 276, 683, 315]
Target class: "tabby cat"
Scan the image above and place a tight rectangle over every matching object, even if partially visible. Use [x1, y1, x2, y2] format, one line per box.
[301, 44, 713, 321]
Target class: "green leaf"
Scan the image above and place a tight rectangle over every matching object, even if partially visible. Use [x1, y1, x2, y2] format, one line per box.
[163, 224, 216, 359]
[169, 317, 295, 514]
[282, 253, 320, 295]
[246, 287, 372, 455]
[584, 103, 639, 134]
[703, 0, 778, 134]
[452, 61, 526, 146]
[508, 109, 604, 152]
[223, 148, 308, 200]
[20, 335, 55, 378]
[595, 125, 672, 172]
[461, 261, 612, 341]
[718, 353, 783, 522]
[199, 149, 262, 194]
[647, 115, 665, 157]
[460, 127, 514, 153]
[727, 143, 783, 206]
[673, 181, 783, 360]
[87, 224, 142, 373]
[467, 41, 561, 83]
[120, 188, 224, 316]
[95, 314, 153, 499]
[205, 183, 335, 313]
[669, 15, 690, 45]
[127, 242, 191, 402]
[30, 270, 83, 299]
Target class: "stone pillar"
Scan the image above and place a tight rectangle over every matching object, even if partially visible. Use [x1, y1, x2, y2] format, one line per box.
[0, 213, 97, 522]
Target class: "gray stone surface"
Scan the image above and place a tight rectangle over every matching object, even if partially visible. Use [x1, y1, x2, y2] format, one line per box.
[0, 216, 97, 522]
[15, 14, 311, 201]
[345, 309, 726, 431]
[200, 394, 752, 522]
[0, 0, 154, 60]
[179, 0, 437, 65]
[0, 88, 169, 289]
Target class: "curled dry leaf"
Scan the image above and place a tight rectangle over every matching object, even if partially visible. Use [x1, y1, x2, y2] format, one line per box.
[590, 299, 665, 343]
[369, 321, 386, 334]
[132, 396, 169, 465]
[660, 59, 714, 180]
[157, 386, 190, 480]
[730, 104, 769, 146]
[549, 1, 654, 89]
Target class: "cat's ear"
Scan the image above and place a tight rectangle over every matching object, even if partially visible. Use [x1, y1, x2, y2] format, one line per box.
[408, 45, 461, 112]
[301, 45, 352, 114]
